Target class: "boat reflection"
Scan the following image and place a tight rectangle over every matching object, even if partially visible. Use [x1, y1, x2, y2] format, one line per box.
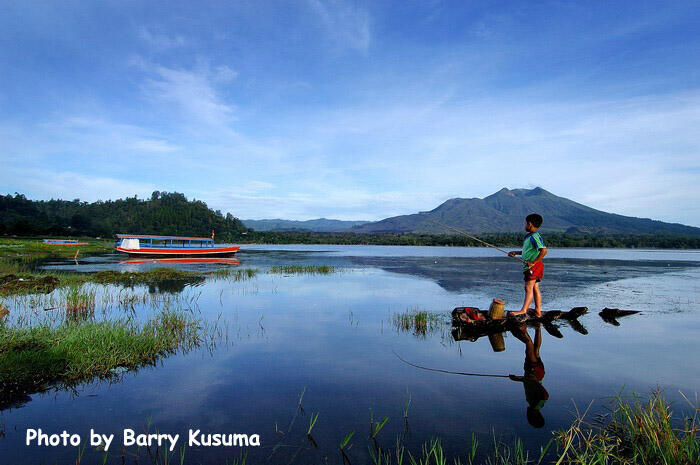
[120, 257, 241, 265]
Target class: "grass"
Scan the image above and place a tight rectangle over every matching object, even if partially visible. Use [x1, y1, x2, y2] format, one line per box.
[393, 308, 446, 336]
[268, 265, 336, 274]
[63, 285, 97, 320]
[211, 267, 259, 280]
[0, 237, 112, 259]
[554, 392, 699, 465]
[0, 309, 205, 410]
[358, 392, 698, 465]
[264, 390, 697, 465]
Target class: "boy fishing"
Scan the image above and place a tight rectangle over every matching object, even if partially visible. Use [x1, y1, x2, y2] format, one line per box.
[508, 213, 547, 316]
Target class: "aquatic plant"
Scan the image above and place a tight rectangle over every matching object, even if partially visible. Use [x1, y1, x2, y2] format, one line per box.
[63, 285, 97, 321]
[268, 265, 336, 275]
[211, 267, 258, 280]
[392, 308, 446, 337]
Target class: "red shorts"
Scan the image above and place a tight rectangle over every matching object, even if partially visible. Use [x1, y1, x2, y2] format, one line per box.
[524, 261, 544, 282]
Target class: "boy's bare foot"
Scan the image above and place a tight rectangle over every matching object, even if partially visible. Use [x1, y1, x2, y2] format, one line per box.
[510, 310, 527, 316]
[527, 308, 542, 317]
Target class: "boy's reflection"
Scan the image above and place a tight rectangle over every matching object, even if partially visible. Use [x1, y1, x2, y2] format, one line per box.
[508, 323, 549, 428]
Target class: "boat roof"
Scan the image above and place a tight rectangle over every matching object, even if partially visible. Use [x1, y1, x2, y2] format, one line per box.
[116, 234, 213, 241]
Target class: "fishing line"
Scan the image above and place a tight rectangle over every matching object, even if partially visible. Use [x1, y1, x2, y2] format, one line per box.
[393, 350, 509, 378]
[428, 220, 524, 262]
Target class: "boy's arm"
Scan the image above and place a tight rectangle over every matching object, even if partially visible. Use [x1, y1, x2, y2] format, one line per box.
[507, 251, 522, 257]
[526, 248, 547, 265]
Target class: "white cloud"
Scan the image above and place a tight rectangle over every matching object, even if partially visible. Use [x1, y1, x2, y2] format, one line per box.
[137, 27, 186, 51]
[134, 59, 237, 128]
[128, 139, 180, 153]
[0, 168, 156, 202]
[306, 0, 371, 53]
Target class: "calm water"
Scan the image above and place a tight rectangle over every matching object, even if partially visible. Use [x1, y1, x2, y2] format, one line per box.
[2, 246, 700, 464]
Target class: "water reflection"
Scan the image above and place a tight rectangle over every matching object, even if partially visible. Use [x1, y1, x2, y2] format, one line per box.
[120, 257, 241, 265]
[508, 324, 549, 429]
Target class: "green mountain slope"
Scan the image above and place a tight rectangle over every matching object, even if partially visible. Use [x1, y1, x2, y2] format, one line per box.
[242, 218, 369, 232]
[351, 187, 700, 235]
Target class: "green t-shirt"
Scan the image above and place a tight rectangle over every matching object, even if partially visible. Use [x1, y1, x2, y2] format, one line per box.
[522, 232, 546, 269]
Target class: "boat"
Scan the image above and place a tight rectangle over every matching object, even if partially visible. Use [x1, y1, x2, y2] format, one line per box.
[114, 234, 240, 256]
[43, 239, 89, 246]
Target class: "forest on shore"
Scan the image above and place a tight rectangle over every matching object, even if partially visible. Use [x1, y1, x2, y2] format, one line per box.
[0, 192, 246, 241]
[2, 192, 700, 248]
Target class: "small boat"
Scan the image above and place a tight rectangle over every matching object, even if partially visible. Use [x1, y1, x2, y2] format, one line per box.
[114, 234, 240, 256]
[43, 239, 89, 246]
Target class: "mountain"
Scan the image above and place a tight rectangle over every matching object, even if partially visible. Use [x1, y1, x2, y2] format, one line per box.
[350, 187, 700, 235]
[242, 218, 369, 232]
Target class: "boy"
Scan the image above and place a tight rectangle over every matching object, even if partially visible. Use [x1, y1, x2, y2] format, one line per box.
[508, 213, 547, 316]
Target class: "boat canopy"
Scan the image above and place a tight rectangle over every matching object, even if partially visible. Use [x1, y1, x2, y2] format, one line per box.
[119, 238, 140, 250]
[116, 234, 212, 241]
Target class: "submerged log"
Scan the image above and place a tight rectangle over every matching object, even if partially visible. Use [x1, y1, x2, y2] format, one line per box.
[451, 306, 589, 342]
[599, 308, 640, 318]
[599, 308, 640, 326]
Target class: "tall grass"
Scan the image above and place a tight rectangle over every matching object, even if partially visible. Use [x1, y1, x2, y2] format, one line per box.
[0, 309, 206, 409]
[554, 392, 699, 465]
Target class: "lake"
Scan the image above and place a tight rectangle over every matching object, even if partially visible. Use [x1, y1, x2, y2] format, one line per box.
[2, 245, 700, 464]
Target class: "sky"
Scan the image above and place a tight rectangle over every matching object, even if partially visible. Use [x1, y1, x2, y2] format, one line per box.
[1, 1, 700, 226]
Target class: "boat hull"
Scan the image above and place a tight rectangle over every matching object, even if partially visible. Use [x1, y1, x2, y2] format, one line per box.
[115, 246, 240, 256]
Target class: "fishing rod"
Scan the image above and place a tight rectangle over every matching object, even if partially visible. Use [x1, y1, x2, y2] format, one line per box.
[428, 219, 528, 265]
[393, 350, 510, 378]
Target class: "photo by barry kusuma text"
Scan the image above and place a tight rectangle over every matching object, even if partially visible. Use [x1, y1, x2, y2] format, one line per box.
[25, 428, 261, 452]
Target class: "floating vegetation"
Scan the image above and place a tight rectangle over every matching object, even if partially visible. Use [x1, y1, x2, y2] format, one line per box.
[268, 265, 336, 275]
[92, 268, 203, 286]
[0, 264, 263, 297]
[0, 273, 60, 296]
[393, 308, 446, 337]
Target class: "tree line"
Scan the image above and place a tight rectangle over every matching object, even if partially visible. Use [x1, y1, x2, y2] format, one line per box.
[242, 231, 700, 249]
[0, 192, 246, 241]
[3, 192, 700, 248]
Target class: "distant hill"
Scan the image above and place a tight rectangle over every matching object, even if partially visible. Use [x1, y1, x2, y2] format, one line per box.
[243, 218, 369, 232]
[0, 191, 246, 240]
[351, 187, 700, 236]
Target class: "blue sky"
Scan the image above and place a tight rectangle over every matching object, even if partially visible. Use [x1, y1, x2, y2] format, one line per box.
[1, 1, 700, 225]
